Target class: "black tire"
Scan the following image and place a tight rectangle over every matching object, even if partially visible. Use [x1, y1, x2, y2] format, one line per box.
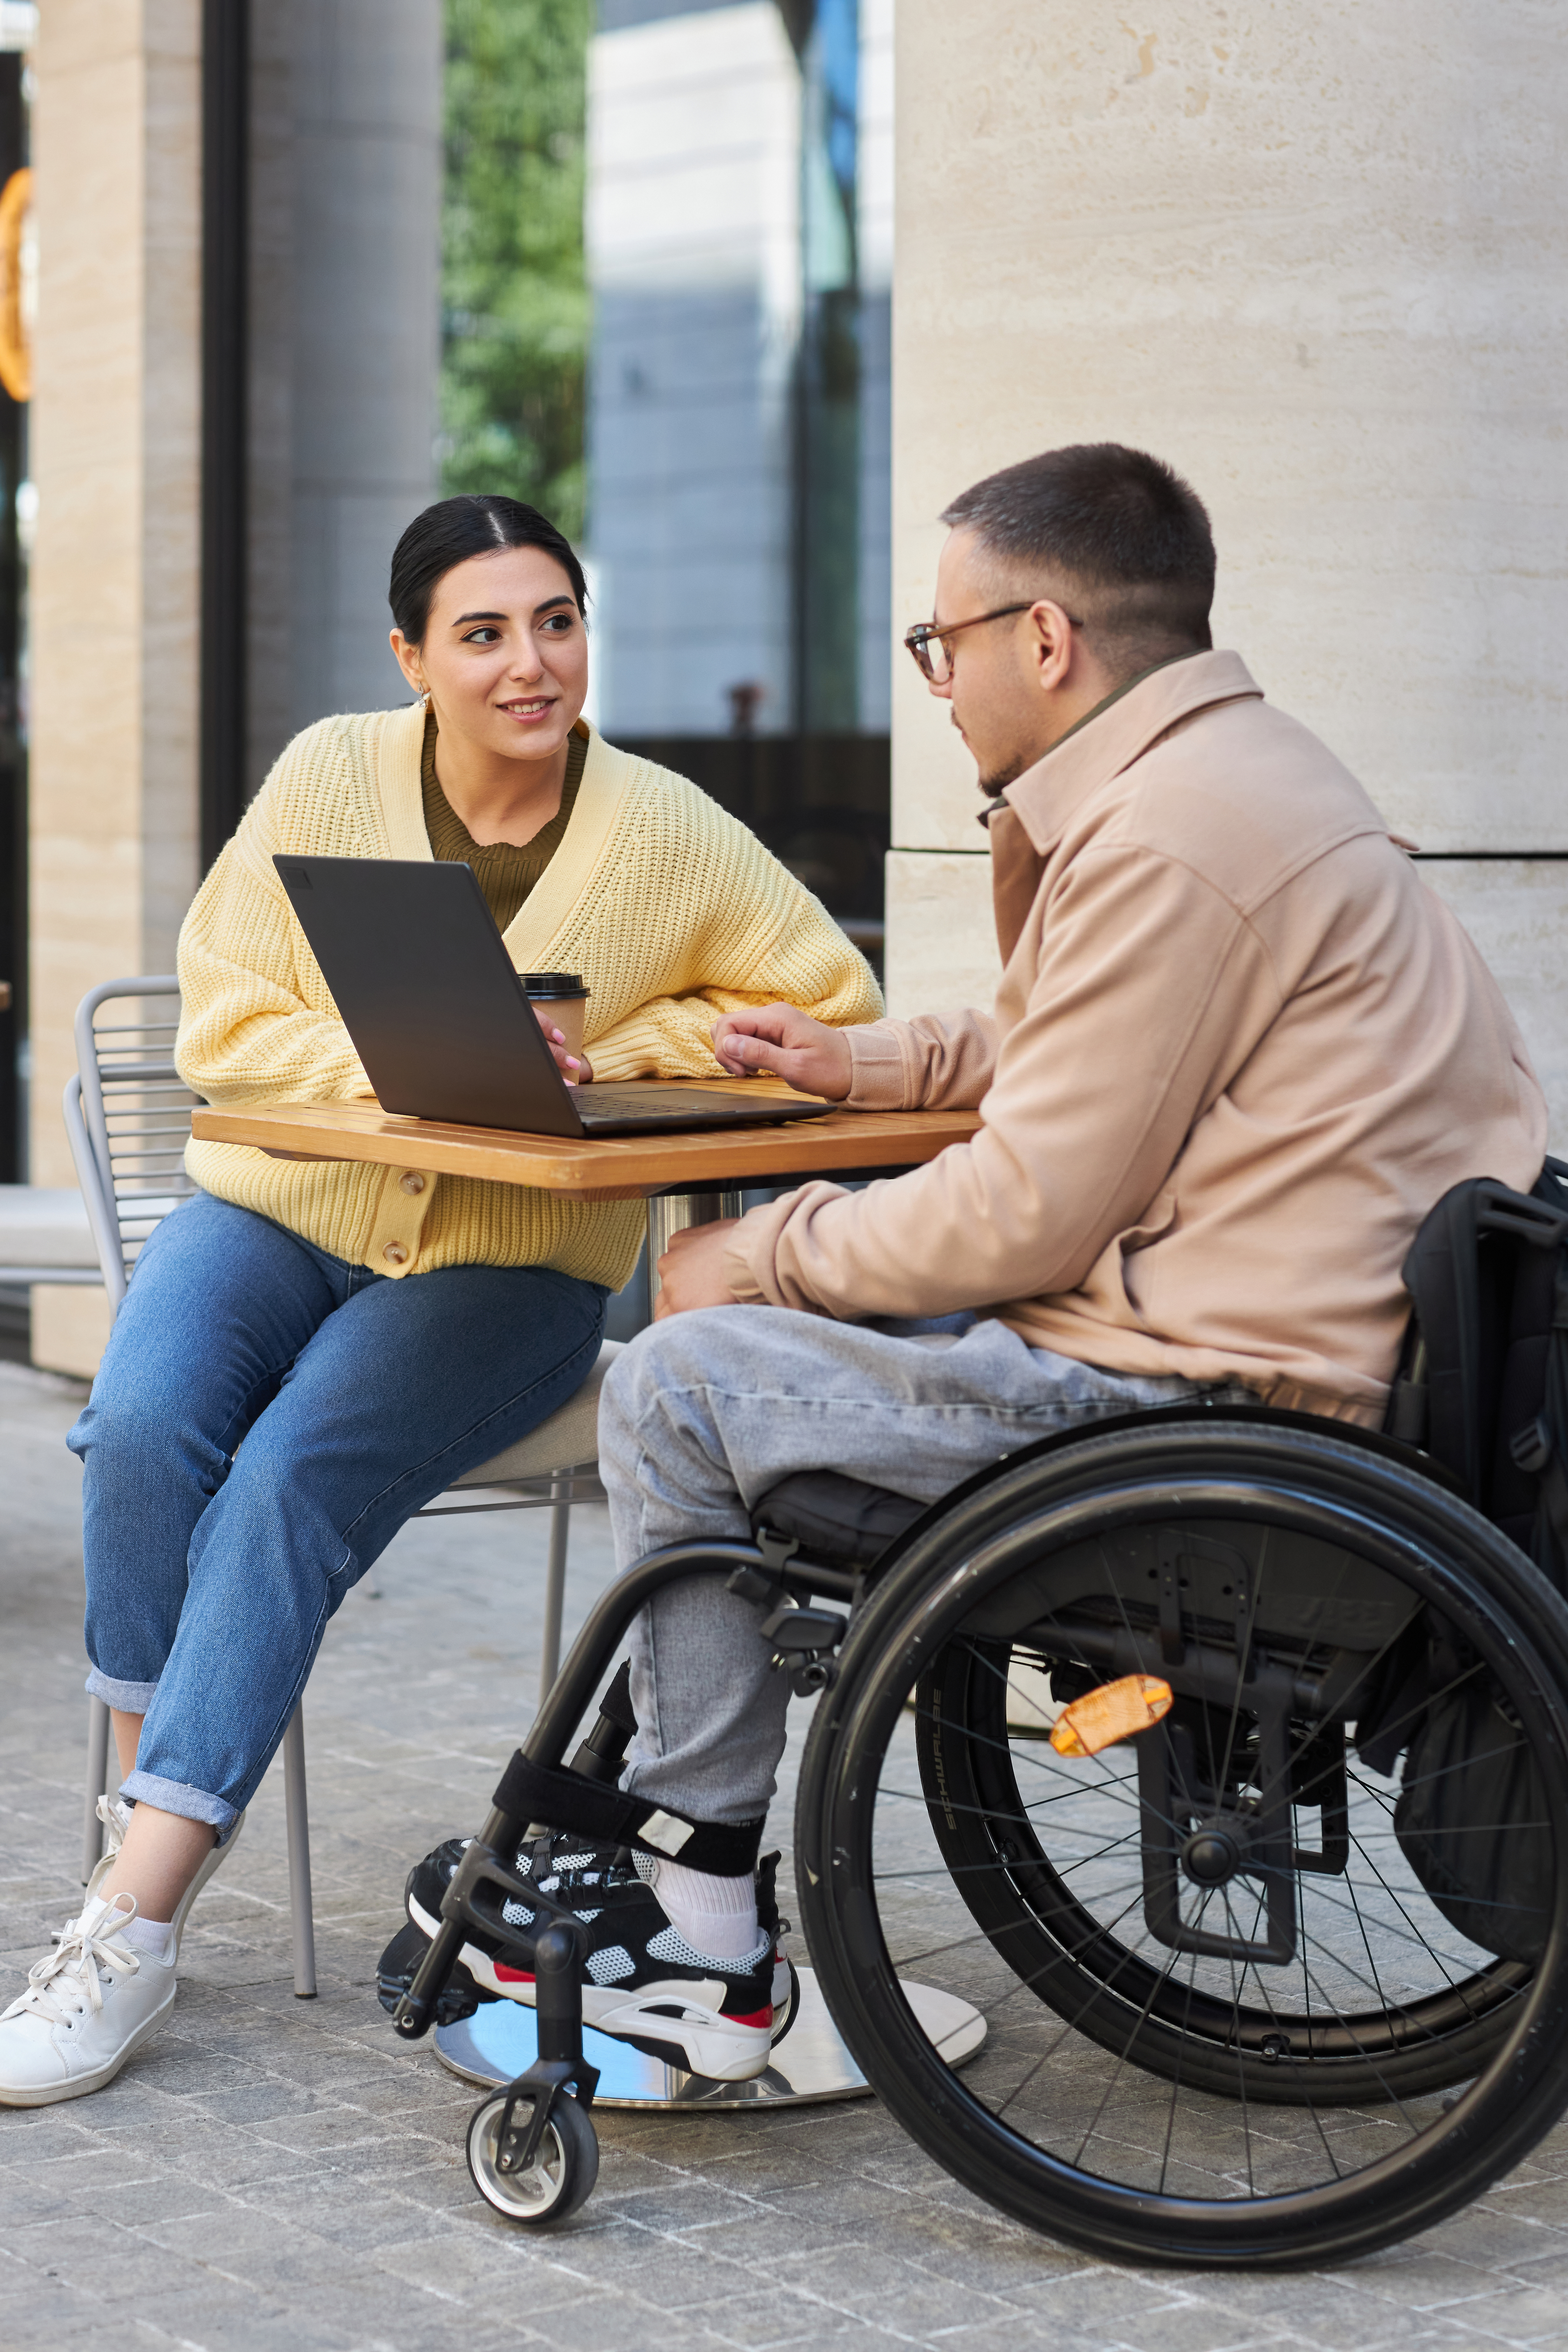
[466, 2089, 599, 2225]
[796, 1415, 1568, 2268]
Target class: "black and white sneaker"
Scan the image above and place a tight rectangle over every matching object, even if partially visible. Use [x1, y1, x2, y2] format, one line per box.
[393, 1833, 775, 2082]
[374, 1910, 492, 2029]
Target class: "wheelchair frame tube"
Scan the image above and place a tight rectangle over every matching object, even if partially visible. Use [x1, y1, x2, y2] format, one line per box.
[522, 1538, 786, 1768]
[392, 1540, 776, 2039]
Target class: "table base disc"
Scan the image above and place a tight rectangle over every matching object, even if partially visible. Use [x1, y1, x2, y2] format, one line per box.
[433, 1966, 984, 2111]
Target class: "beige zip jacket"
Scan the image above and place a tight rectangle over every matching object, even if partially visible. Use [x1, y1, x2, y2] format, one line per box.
[724, 651, 1547, 1422]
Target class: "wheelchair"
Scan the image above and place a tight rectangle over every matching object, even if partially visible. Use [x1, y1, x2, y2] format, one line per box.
[391, 1188, 1568, 2271]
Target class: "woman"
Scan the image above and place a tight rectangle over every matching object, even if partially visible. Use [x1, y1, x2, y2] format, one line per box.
[0, 495, 880, 2106]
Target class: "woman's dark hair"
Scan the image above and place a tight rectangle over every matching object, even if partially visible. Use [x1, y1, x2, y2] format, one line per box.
[388, 494, 589, 644]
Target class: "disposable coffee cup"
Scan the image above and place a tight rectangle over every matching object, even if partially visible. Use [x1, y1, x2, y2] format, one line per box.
[522, 971, 590, 1063]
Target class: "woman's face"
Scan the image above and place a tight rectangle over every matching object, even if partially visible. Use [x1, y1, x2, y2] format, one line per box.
[390, 545, 589, 764]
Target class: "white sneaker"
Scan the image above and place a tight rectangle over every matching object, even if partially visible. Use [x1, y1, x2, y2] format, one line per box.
[0, 1893, 176, 2106]
[85, 1795, 245, 1953]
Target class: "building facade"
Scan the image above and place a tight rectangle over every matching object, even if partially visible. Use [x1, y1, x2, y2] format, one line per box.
[17, 0, 1568, 1374]
[585, 0, 892, 935]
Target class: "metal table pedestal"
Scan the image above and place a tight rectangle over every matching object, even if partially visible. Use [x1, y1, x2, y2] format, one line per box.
[434, 1966, 985, 2111]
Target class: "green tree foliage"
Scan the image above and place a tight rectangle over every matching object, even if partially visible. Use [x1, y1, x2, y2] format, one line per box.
[441, 0, 592, 539]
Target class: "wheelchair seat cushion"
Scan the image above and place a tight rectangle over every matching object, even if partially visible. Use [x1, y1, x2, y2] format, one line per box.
[750, 1470, 926, 1569]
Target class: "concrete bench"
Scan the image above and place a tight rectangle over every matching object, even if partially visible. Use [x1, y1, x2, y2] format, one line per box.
[0, 1184, 102, 1283]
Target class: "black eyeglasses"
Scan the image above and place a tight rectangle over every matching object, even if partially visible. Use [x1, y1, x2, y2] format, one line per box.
[903, 601, 1080, 685]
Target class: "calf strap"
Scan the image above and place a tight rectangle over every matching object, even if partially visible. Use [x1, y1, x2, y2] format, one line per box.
[492, 1751, 765, 1877]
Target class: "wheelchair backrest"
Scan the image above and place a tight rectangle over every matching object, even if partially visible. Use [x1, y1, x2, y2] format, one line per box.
[1391, 1155, 1568, 1580]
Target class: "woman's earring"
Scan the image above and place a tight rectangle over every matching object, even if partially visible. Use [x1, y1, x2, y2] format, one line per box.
[419, 687, 432, 712]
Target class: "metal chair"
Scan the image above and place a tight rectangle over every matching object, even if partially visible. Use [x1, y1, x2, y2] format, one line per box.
[64, 976, 620, 1997]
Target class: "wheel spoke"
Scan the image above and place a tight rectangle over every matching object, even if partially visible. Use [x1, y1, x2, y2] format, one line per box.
[918, 1673, 1190, 1840]
[872, 1821, 1146, 1888]
[1292, 1923, 1426, 2135]
[1069, 1904, 1205, 2168]
[875, 1874, 1150, 1988]
[990, 1886, 1172, 2120]
[1157, 1937, 1207, 2194]
[1219, 1890, 1256, 2194]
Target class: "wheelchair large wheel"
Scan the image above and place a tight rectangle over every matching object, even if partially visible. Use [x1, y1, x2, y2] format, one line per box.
[796, 1415, 1568, 2268]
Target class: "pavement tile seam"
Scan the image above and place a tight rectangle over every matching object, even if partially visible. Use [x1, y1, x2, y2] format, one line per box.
[499, 2215, 1045, 2339]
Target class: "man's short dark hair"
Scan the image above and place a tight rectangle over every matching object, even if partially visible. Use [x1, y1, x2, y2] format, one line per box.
[940, 443, 1216, 671]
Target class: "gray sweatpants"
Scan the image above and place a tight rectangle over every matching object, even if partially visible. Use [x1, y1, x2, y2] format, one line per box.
[597, 1307, 1243, 1828]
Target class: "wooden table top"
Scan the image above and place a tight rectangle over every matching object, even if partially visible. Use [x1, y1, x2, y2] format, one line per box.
[190, 1083, 981, 1202]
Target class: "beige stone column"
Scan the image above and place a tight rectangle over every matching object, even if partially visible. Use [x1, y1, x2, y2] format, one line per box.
[28, 0, 201, 1372]
[888, 1, 1568, 1143]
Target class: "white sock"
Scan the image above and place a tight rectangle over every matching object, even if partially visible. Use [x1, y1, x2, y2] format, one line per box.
[120, 1914, 176, 1964]
[635, 1855, 761, 1961]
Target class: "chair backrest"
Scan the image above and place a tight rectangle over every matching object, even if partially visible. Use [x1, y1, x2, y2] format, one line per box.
[62, 977, 199, 1315]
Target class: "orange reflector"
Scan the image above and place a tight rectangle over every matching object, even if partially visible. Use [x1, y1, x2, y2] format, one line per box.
[1049, 1673, 1174, 1757]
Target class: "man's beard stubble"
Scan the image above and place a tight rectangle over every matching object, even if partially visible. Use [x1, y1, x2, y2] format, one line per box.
[949, 708, 1032, 808]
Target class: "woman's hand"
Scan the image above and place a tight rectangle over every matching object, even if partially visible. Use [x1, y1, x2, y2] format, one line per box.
[712, 1003, 853, 1100]
[533, 1011, 592, 1085]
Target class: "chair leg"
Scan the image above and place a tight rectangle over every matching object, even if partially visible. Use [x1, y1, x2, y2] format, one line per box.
[282, 1704, 317, 1998]
[539, 1479, 571, 1710]
[82, 1695, 112, 1884]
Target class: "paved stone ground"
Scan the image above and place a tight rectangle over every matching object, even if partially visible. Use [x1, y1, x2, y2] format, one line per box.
[5, 1357, 1568, 2350]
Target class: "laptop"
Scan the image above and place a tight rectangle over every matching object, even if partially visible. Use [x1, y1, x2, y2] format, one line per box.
[273, 856, 834, 1139]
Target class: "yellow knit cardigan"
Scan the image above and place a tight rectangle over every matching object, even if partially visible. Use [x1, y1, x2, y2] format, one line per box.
[177, 702, 882, 1291]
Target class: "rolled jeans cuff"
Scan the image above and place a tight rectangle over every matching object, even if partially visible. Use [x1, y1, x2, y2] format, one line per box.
[120, 1768, 239, 1843]
[85, 1668, 160, 1712]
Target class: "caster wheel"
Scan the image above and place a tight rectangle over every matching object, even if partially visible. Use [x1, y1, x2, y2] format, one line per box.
[466, 2089, 599, 2225]
[771, 1951, 802, 2046]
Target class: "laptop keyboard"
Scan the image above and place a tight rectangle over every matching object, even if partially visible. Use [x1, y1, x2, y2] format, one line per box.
[582, 1088, 698, 1113]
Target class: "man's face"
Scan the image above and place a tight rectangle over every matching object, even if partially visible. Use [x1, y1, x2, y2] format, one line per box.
[929, 529, 1054, 796]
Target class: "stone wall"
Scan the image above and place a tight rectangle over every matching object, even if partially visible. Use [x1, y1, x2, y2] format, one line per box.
[887, 0, 1568, 1142]
[28, 0, 202, 1375]
[28, 0, 441, 1376]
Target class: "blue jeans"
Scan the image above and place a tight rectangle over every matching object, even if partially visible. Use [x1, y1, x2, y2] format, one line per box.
[68, 1191, 607, 1836]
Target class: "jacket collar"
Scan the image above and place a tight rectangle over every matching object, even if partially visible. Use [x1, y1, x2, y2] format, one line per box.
[999, 649, 1262, 856]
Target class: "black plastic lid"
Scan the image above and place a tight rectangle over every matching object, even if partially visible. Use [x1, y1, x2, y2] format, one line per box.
[519, 972, 588, 995]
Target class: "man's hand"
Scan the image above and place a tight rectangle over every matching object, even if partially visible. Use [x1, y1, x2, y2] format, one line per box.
[711, 1003, 853, 1100]
[654, 1219, 741, 1317]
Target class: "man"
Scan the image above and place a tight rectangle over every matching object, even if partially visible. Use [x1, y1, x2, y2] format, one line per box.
[398, 442, 1544, 2082]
